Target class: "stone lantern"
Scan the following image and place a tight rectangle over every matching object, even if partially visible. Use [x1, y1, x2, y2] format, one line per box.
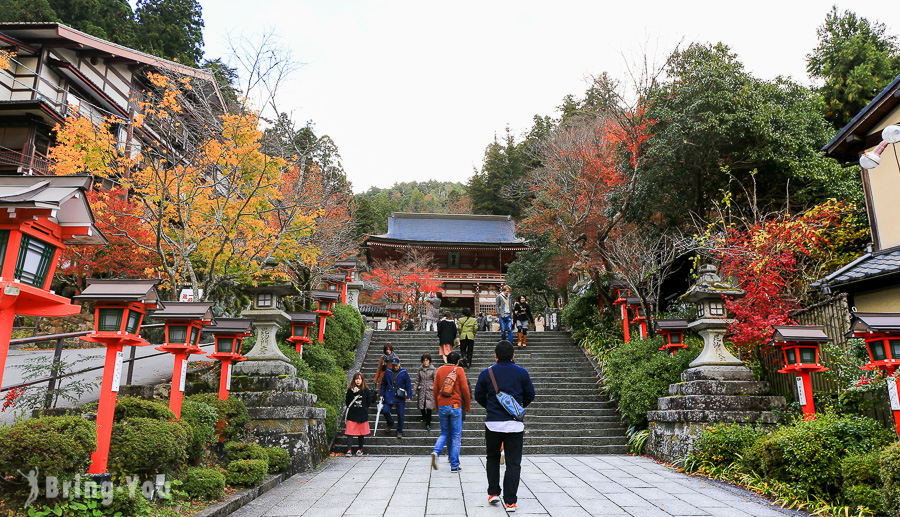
[0, 175, 106, 388]
[385, 303, 403, 331]
[205, 318, 252, 400]
[646, 264, 785, 463]
[74, 279, 161, 474]
[848, 313, 900, 434]
[234, 283, 298, 377]
[770, 325, 830, 419]
[656, 319, 690, 354]
[311, 289, 340, 342]
[286, 311, 316, 357]
[151, 302, 215, 417]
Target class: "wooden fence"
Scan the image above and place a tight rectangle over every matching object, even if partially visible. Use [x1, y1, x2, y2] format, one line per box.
[758, 293, 894, 427]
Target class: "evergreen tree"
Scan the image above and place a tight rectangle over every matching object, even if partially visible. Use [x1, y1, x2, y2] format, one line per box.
[134, 0, 204, 66]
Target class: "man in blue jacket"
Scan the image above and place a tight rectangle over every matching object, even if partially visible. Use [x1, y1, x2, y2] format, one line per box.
[474, 340, 536, 513]
[380, 358, 412, 438]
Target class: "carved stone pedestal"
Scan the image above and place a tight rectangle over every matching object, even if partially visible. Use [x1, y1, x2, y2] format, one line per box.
[233, 308, 296, 377]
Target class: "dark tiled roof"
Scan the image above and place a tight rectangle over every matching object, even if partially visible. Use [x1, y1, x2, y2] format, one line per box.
[771, 325, 830, 344]
[371, 212, 523, 244]
[359, 305, 387, 316]
[813, 247, 900, 289]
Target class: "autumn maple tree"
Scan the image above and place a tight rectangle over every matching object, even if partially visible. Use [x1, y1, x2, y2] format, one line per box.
[363, 249, 442, 323]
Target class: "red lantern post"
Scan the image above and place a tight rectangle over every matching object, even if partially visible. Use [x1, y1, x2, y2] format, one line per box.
[0, 176, 106, 388]
[611, 285, 631, 343]
[770, 325, 830, 419]
[205, 318, 252, 400]
[322, 273, 347, 305]
[656, 319, 690, 354]
[311, 290, 340, 342]
[286, 312, 316, 358]
[849, 313, 900, 434]
[626, 297, 653, 340]
[74, 279, 161, 475]
[151, 302, 215, 417]
[385, 303, 403, 332]
[334, 260, 357, 305]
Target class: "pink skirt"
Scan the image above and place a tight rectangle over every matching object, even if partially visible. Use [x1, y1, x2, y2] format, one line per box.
[345, 420, 370, 436]
[439, 343, 453, 356]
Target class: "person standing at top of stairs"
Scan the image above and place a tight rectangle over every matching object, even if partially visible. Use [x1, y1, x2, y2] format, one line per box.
[513, 295, 534, 347]
[424, 292, 442, 331]
[496, 285, 514, 342]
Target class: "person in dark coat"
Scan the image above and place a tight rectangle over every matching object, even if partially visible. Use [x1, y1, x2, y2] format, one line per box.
[344, 372, 375, 455]
[437, 310, 457, 363]
[415, 353, 437, 430]
[474, 340, 536, 512]
[513, 295, 535, 347]
[477, 312, 488, 331]
[380, 358, 412, 438]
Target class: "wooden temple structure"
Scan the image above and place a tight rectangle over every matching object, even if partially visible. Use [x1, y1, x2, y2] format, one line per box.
[364, 213, 532, 315]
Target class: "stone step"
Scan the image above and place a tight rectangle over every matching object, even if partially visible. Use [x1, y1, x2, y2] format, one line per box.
[233, 391, 317, 407]
[351, 426, 628, 438]
[230, 375, 308, 393]
[657, 395, 787, 412]
[366, 412, 623, 423]
[334, 444, 630, 455]
[647, 409, 781, 424]
[670, 380, 772, 396]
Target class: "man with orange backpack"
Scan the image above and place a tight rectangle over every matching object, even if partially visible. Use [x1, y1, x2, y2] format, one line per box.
[430, 351, 470, 473]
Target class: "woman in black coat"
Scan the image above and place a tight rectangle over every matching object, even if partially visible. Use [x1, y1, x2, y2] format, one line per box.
[344, 372, 375, 455]
[513, 295, 535, 347]
[437, 310, 457, 363]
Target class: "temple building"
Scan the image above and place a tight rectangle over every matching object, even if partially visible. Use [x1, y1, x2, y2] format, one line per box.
[364, 212, 532, 315]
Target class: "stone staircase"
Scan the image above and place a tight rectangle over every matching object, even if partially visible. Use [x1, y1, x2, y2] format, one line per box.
[332, 330, 628, 455]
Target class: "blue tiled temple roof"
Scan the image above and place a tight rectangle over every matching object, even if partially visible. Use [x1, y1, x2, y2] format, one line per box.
[371, 213, 524, 244]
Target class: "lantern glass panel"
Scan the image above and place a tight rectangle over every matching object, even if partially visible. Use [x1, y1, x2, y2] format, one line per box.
[870, 340, 887, 362]
[889, 339, 900, 359]
[696, 303, 706, 318]
[318, 301, 327, 311]
[125, 310, 142, 334]
[637, 307, 645, 317]
[257, 293, 273, 308]
[168, 325, 188, 343]
[98, 308, 123, 331]
[15, 235, 56, 287]
[671, 333, 682, 344]
[799, 347, 817, 364]
[785, 348, 797, 364]
[216, 337, 234, 354]
[234, 339, 242, 355]
[709, 302, 725, 316]
[189, 326, 200, 346]
[0, 230, 8, 271]
[327, 284, 337, 291]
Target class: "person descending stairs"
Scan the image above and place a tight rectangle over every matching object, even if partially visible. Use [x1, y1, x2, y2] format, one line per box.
[332, 330, 628, 455]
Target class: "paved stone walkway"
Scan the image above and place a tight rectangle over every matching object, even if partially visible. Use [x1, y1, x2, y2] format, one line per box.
[229, 455, 805, 517]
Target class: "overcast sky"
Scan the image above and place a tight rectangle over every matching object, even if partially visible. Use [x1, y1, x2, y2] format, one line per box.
[199, 1, 893, 193]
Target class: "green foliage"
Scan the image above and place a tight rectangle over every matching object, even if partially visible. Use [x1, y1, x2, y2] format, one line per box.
[9, 354, 98, 413]
[181, 399, 218, 462]
[186, 393, 250, 441]
[0, 416, 95, 502]
[504, 250, 561, 308]
[687, 423, 765, 471]
[180, 467, 226, 500]
[881, 441, 900, 517]
[467, 127, 535, 218]
[265, 447, 290, 473]
[23, 484, 151, 517]
[600, 336, 699, 428]
[108, 417, 188, 479]
[321, 304, 365, 370]
[225, 459, 267, 486]
[627, 428, 649, 456]
[807, 6, 900, 129]
[278, 341, 343, 439]
[841, 452, 883, 514]
[133, 0, 204, 66]
[224, 441, 269, 464]
[354, 180, 469, 235]
[113, 396, 175, 422]
[561, 288, 601, 341]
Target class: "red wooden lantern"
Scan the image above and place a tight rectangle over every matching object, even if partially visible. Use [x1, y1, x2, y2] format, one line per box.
[611, 283, 632, 342]
[334, 259, 358, 304]
[205, 318, 252, 400]
[74, 279, 161, 474]
[385, 303, 404, 332]
[286, 312, 316, 357]
[849, 313, 900, 434]
[656, 319, 690, 354]
[770, 325, 830, 420]
[322, 273, 347, 304]
[151, 302, 215, 417]
[0, 176, 106, 388]
[311, 289, 340, 342]
[626, 297, 653, 340]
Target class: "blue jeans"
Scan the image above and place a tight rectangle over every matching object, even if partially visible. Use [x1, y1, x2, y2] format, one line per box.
[432, 405, 462, 469]
[382, 402, 406, 433]
[499, 316, 513, 342]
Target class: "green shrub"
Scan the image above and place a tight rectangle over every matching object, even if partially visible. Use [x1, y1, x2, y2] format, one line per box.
[225, 459, 267, 486]
[561, 288, 600, 341]
[224, 441, 269, 465]
[688, 423, 765, 471]
[265, 447, 290, 473]
[881, 440, 900, 517]
[741, 432, 788, 481]
[181, 400, 218, 462]
[187, 393, 250, 441]
[841, 452, 883, 513]
[321, 304, 365, 369]
[0, 416, 95, 502]
[181, 467, 226, 500]
[600, 336, 699, 428]
[108, 417, 189, 479]
[113, 396, 175, 422]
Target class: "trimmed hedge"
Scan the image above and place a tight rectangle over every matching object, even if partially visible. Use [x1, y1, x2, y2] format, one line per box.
[113, 396, 175, 422]
[186, 393, 250, 441]
[181, 467, 226, 500]
[108, 417, 189, 478]
[689, 423, 764, 470]
[181, 399, 218, 462]
[265, 447, 290, 473]
[224, 441, 269, 464]
[882, 441, 900, 517]
[841, 452, 882, 514]
[226, 459, 267, 486]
